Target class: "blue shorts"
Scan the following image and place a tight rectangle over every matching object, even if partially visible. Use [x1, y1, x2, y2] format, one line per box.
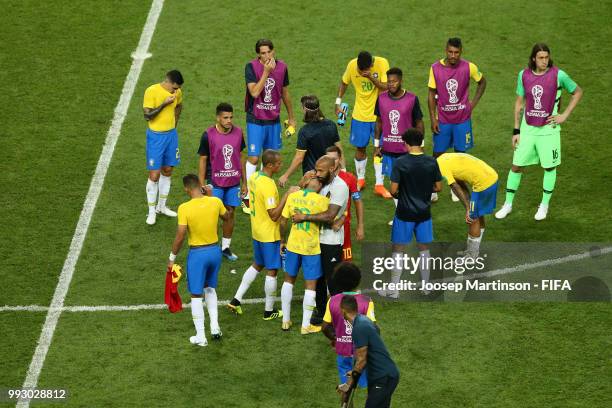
[247, 122, 282, 157]
[382, 154, 404, 177]
[469, 181, 498, 218]
[186, 245, 222, 294]
[212, 185, 241, 207]
[253, 239, 282, 270]
[391, 217, 434, 245]
[146, 128, 180, 170]
[337, 355, 368, 388]
[349, 119, 375, 148]
[285, 250, 322, 281]
[433, 119, 473, 153]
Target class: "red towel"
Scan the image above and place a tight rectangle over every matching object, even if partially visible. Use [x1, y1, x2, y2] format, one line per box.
[165, 264, 183, 313]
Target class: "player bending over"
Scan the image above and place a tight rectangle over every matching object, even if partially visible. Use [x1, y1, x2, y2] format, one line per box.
[437, 153, 498, 261]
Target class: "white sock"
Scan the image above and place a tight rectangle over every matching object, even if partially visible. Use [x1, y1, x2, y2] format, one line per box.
[281, 282, 293, 323]
[146, 179, 158, 214]
[158, 174, 171, 209]
[222, 237, 231, 251]
[374, 161, 384, 185]
[390, 251, 402, 298]
[419, 250, 431, 285]
[264, 275, 277, 312]
[467, 235, 481, 255]
[355, 158, 367, 180]
[302, 289, 316, 328]
[479, 228, 485, 241]
[190, 297, 205, 339]
[246, 162, 257, 194]
[393, 198, 398, 207]
[204, 288, 219, 334]
[235, 266, 259, 302]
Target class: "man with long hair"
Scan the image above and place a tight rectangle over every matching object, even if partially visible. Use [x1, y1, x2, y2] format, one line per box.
[278, 95, 343, 186]
[496, 43, 582, 221]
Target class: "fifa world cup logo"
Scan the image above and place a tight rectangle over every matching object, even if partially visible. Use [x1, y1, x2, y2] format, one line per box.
[263, 78, 276, 103]
[389, 109, 401, 135]
[344, 319, 353, 335]
[222, 144, 234, 169]
[446, 79, 459, 103]
[532, 85, 544, 109]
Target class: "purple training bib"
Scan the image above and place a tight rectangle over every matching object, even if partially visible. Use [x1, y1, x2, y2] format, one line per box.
[246, 58, 287, 121]
[378, 91, 416, 154]
[328, 293, 372, 357]
[208, 125, 243, 187]
[522, 66, 559, 127]
[432, 59, 472, 124]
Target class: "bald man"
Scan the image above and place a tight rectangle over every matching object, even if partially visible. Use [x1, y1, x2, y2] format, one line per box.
[293, 155, 349, 325]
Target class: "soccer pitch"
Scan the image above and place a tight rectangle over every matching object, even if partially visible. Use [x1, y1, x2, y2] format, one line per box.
[2, 0, 611, 407]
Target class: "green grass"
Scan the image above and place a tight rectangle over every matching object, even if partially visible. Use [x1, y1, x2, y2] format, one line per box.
[2, 0, 612, 406]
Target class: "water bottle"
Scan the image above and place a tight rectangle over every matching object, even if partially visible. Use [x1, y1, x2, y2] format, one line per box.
[337, 102, 349, 127]
[281, 246, 287, 271]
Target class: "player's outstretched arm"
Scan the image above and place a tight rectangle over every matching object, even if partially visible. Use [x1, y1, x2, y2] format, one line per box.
[471, 76, 487, 111]
[268, 186, 300, 222]
[279, 150, 306, 187]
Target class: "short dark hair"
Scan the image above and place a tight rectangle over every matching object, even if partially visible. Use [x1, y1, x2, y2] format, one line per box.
[332, 262, 362, 293]
[216, 102, 233, 115]
[447, 37, 462, 49]
[166, 70, 184, 85]
[402, 128, 424, 146]
[387, 67, 403, 79]
[262, 149, 280, 166]
[301, 95, 325, 123]
[528, 43, 553, 71]
[325, 145, 342, 158]
[357, 51, 373, 71]
[183, 174, 200, 189]
[340, 295, 358, 313]
[255, 39, 274, 53]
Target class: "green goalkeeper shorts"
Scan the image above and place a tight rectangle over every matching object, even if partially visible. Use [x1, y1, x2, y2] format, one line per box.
[512, 128, 561, 168]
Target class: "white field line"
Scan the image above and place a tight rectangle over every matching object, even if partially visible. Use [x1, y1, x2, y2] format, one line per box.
[4, 246, 610, 314]
[1, 297, 273, 313]
[16, 1, 164, 406]
[433, 246, 612, 283]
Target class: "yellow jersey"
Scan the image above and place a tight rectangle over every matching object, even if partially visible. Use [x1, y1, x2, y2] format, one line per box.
[342, 56, 390, 122]
[436, 153, 498, 192]
[143, 83, 183, 132]
[249, 171, 281, 242]
[281, 190, 330, 255]
[177, 196, 226, 246]
[428, 59, 483, 89]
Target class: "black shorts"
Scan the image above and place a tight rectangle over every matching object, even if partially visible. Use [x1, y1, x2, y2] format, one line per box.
[320, 244, 343, 295]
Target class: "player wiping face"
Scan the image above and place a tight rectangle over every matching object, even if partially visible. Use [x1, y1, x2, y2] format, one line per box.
[258, 45, 276, 71]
